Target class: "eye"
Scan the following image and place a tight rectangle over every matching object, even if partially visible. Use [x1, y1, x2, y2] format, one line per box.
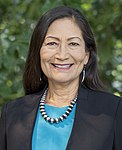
[69, 42, 80, 46]
[46, 42, 58, 46]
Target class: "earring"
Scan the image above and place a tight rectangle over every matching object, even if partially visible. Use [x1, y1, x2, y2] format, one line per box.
[81, 65, 86, 83]
[40, 77, 41, 81]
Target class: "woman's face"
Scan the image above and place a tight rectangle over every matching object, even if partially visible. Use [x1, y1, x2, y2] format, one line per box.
[40, 18, 89, 84]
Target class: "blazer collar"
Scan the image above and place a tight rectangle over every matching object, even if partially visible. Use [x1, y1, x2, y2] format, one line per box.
[22, 86, 47, 149]
[22, 84, 89, 150]
[66, 83, 89, 149]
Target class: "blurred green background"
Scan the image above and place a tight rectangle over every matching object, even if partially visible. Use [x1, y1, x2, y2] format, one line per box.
[0, 0, 122, 110]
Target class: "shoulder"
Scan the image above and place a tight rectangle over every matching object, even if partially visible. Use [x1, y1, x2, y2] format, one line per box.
[79, 84, 121, 103]
[88, 88, 121, 103]
[4, 90, 43, 113]
[81, 86, 122, 116]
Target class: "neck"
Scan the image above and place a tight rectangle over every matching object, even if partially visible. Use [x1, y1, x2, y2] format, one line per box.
[46, 79, 79, 107]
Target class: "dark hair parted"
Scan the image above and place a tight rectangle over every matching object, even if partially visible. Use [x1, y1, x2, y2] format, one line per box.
[23, 6, 105, 95]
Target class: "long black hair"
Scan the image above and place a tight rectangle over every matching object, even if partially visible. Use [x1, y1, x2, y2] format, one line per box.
[23, 6, 105, 95]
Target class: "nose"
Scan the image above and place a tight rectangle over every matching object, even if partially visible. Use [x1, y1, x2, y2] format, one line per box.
[55, 44, 69, 60]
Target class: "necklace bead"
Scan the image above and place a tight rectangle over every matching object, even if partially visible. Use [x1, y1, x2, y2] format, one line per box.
[39, 89, 77, 124]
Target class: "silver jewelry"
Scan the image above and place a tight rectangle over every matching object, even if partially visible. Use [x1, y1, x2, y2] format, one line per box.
[81, 65, 86, 83]
[39, 89, 77, 124]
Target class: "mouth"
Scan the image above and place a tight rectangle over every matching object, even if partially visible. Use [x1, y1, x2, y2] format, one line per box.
[51, 63, 73, 70]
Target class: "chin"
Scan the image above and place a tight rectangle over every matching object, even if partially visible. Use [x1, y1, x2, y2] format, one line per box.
[49, 76, 79, 84]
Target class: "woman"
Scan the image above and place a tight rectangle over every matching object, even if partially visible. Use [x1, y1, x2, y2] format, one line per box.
[0, 6, 122, 150]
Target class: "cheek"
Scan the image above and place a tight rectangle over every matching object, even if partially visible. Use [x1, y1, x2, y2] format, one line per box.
[40, 48, 47, 60]
[71, 51, 86, 63]
[40, 49, 47, 71]
[40, 49, 55, 71]
[40, 48, 56, 59]
[40, 49, 51, 63]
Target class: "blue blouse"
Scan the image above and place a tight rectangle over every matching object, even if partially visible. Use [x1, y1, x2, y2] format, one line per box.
[32, 103, 76, 150]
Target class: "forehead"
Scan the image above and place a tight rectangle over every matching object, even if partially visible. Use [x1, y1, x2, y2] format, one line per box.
[45, 18, 82, 38]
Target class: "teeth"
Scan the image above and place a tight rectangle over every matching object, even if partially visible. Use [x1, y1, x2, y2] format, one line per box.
[54, 64, 71, 69]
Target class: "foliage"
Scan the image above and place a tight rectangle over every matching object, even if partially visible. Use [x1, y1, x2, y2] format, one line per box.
[0, 0, 122, 109]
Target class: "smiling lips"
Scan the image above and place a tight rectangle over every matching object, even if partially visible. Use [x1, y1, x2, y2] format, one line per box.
[51, 63, 73, 70]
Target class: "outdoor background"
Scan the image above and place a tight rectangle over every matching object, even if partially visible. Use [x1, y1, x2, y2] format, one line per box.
[0, 0, 122, 110]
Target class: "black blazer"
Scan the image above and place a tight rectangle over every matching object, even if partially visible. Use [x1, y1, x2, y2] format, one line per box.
[0, 84, 122, 150]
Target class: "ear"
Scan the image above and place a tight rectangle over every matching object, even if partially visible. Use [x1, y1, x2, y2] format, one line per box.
[84, 52, 89, 65]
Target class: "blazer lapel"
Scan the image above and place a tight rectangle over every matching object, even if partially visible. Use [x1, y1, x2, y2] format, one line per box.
[15, 88, 46, 150]
[66, 84, 89, 150]
[24, 94, 40, 150]
[16, 84, 88, 150]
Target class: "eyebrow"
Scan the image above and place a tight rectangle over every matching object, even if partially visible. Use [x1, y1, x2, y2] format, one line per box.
[45, 36, 82, 41]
